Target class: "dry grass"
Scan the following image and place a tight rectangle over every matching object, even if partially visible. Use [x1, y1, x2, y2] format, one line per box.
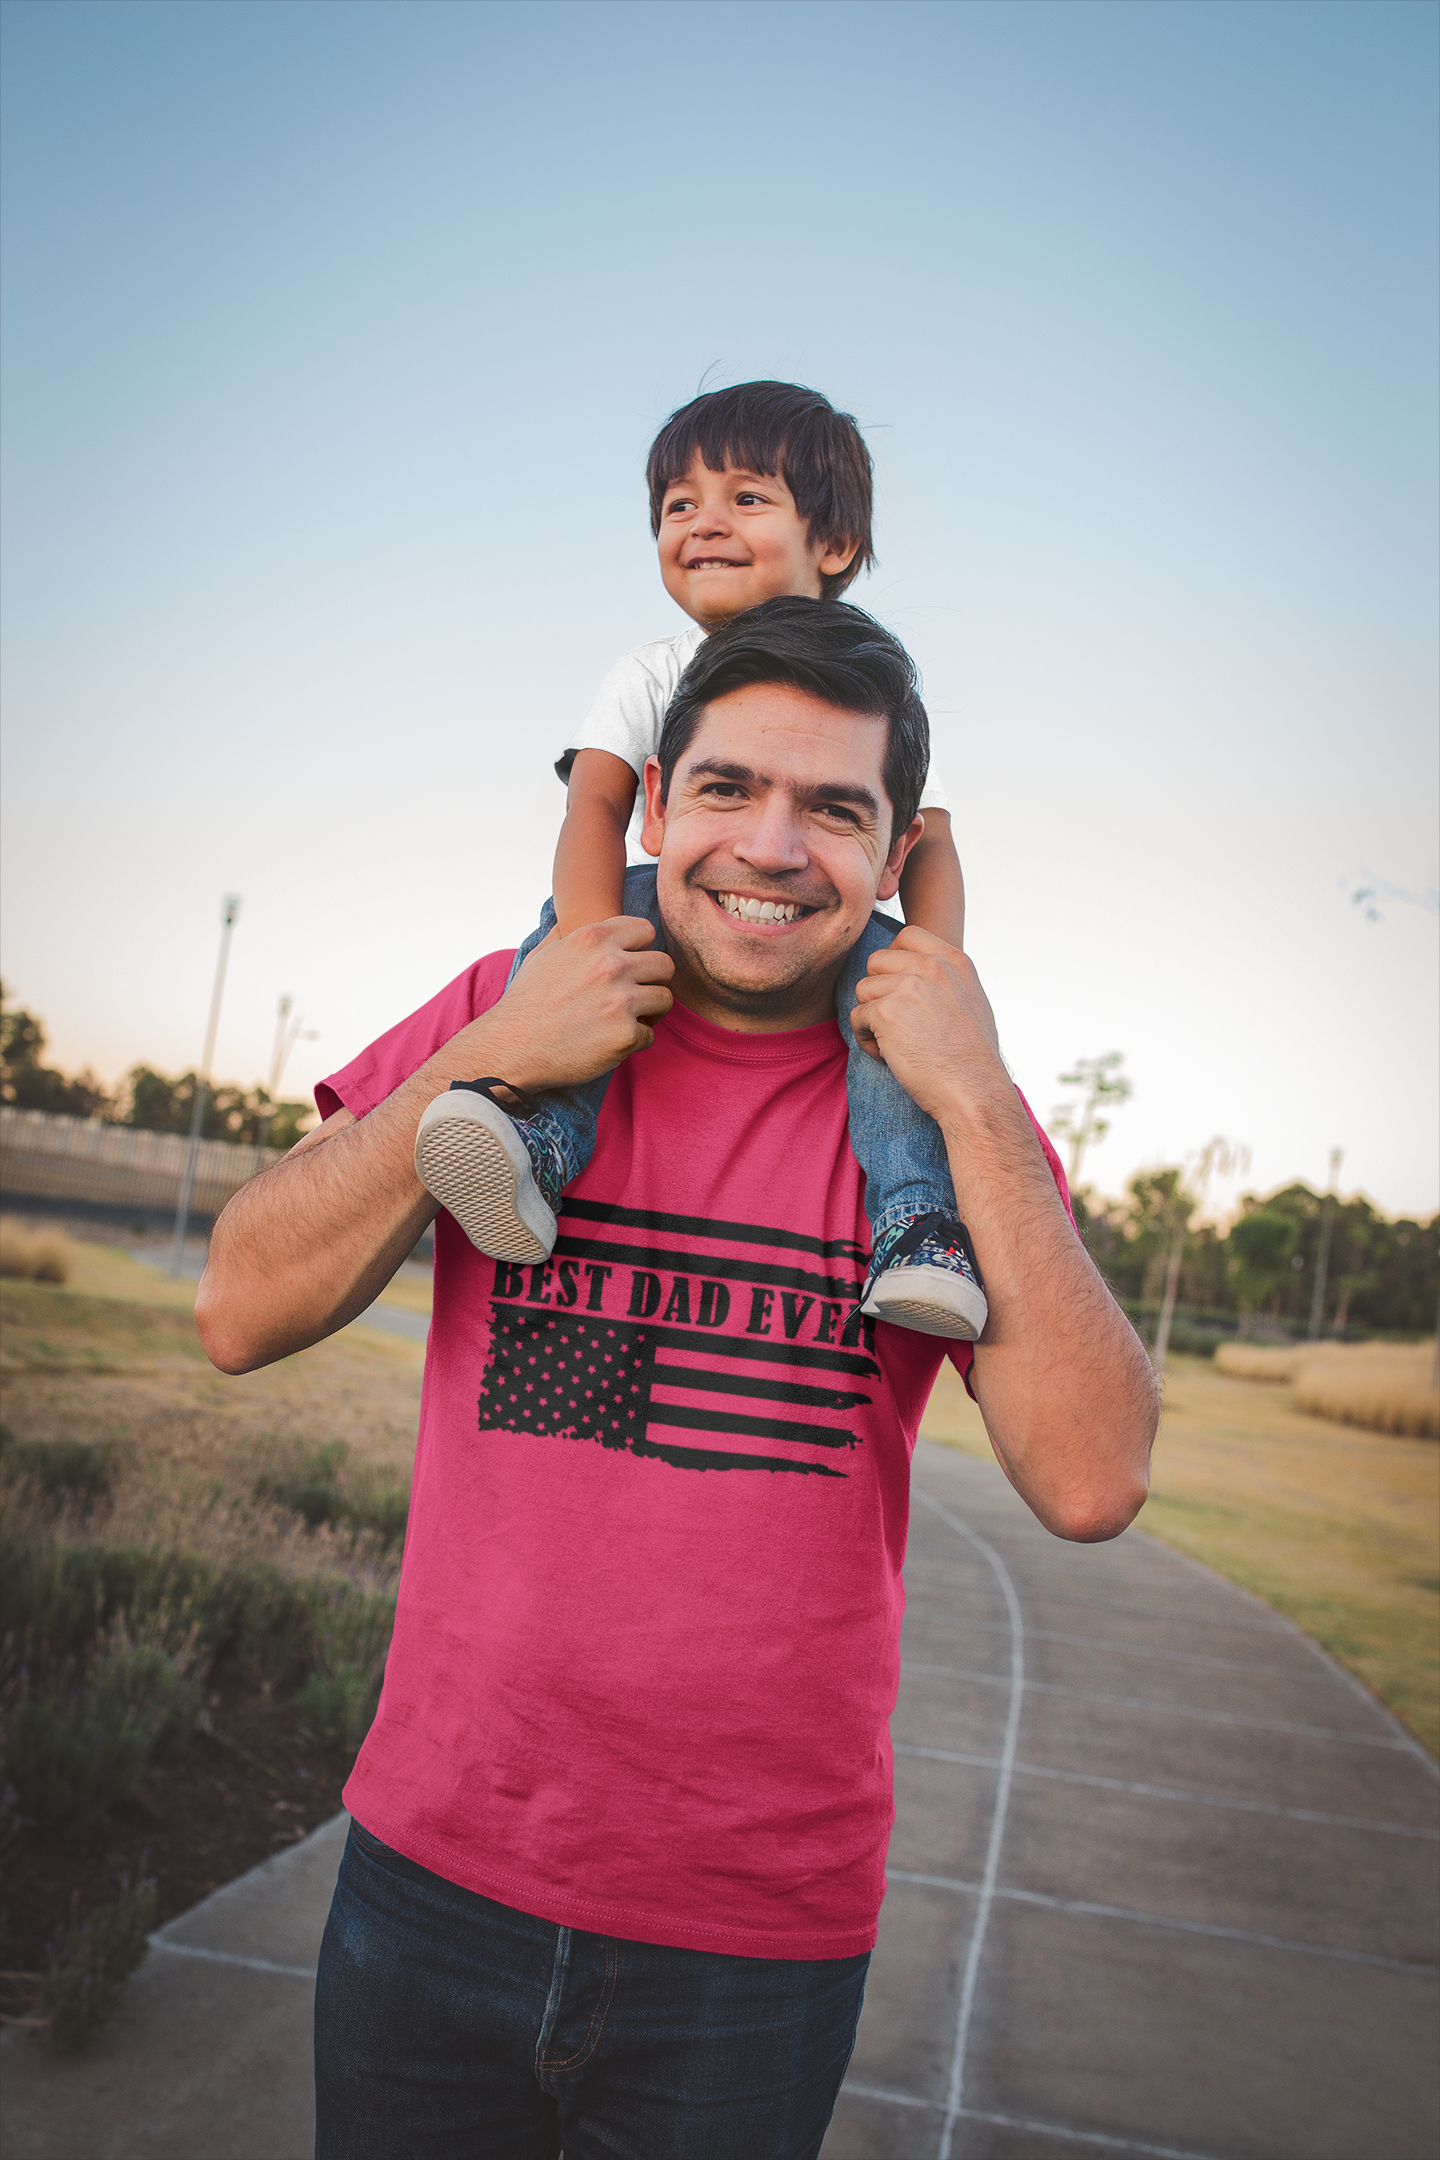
[0, 1220, 75, 1284]
[0, 1241, 427, 1587]
[1292, 1342, 1438, 1440]
[920, 1353, 1439, 1755]
[1215, 1339, 1438, 1438]
[1214, 1343, 1304, 1382]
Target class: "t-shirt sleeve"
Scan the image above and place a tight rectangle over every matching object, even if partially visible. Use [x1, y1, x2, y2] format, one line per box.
[554, 645, 679, 785]
[314, 951, 516, 1124]
[947, 1088, 1075, 1395]
[918, 766, 949, 814]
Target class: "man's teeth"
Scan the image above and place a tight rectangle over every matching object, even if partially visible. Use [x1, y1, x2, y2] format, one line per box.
[717, 892, 806, 924]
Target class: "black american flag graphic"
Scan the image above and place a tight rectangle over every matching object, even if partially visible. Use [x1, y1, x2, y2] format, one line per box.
[478, 1198, 881, 1477]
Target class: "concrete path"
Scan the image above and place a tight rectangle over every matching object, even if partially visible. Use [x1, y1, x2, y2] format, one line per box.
[0, 1814, 344, 2159]
[829, 1443, 1440, 2160]
[3, 1441, 1435, 2158]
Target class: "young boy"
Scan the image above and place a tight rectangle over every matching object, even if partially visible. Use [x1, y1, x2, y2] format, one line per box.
[415, 380, 987, 1339]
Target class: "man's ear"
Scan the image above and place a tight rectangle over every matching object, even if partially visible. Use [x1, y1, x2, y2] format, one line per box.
[640, 755, 666, 858]
[875, 813, 925, 903]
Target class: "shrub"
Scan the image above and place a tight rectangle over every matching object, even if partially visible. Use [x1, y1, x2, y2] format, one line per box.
[41, 1880, 156, 2051]
[297, 1667, 378, 1752]
[0, 1433, 124, 1503]
[343, 1478, 410, 1549]
[2, 1610, 205, 1827]
[4, 1688, 153, 1829]
[255, 1439, 350, 1529]
[0, 1538, 229, 1658]
[298, 1579, 396, 1753]
[0, 1224, 72, 1283]
[255, 1440, 409, 1551]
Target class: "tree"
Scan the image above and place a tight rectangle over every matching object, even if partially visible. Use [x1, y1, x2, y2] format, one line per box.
[0, 983, 113, 1119]
[1151, 1138, 1248, 1372]
[0, 985, 314, 1151]
[1051, 1053, 1132, 1188]
[1227, 1206, 1299, 1318]
[119, 1067, 312, 1150]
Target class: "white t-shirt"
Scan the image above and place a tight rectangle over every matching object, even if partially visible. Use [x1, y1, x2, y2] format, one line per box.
[557, 626, 949, 813]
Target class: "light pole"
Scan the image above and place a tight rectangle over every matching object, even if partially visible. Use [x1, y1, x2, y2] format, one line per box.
[169, 895, 241, 1277]
[1307, 1147, 1343, 1341]
[253, 996, 316, 1160]
[1152, 1136, 1250, 1374]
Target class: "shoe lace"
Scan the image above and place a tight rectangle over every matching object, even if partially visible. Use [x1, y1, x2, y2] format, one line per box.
[449, 1075, 544, 1120]
[858, 1211, 984, 1308]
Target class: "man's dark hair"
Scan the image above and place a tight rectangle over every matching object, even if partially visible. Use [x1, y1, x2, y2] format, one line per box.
[657, 597, 929, 843]
[646, 382, 875, 601]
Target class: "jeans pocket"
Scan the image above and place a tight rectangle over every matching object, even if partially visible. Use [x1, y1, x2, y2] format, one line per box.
[349, 1818, 409, 1872]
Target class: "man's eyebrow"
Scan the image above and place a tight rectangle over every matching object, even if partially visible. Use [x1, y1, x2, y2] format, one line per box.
[803, 780, 881, 817]
[684, 758, 881, 818]
[685, 758, 759, 786]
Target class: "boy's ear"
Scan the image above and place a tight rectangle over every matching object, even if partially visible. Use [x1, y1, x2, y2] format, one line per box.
[640, 755, 666, 858]
[817, 533, 860, 578]
[875, 813, 925, 903]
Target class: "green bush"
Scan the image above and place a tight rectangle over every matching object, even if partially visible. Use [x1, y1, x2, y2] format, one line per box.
[255, 1440, 409, 1551]
[1161, 1320, 1224, 1358]
[41, 1880, 156, 2051]
[297, 1579, 396, 1753]
[255, 1439, 350, 1529]
[342, 1480, 409, 1549]
[2, 1614, 204, 1827]
[0, 1538, 227, 1661]
[0, 1434, 125, 1503]
[0, 1513, 397, 1796]
[297, 1667, 377, 1751]
[4, 1690, 152, 1828]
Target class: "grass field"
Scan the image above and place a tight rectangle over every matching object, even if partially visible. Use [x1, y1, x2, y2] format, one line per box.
[919, 1353, 1440, 1756]
[7, 1234, 1435, 1760]
[0, 1231, 430, 1613]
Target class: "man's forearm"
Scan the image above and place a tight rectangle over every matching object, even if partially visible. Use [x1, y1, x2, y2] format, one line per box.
[941, 1076, 1156, 1541]
[196, 919, 676, 1376]
[198, 1030, 501, 1373]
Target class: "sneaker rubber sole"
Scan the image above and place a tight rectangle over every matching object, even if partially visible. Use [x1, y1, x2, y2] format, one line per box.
[414, 1091, 556, 1264]
[861, 1264, 988, 1342]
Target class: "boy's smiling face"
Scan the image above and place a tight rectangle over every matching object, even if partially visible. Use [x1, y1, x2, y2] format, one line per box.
[657, 455, 858, 628]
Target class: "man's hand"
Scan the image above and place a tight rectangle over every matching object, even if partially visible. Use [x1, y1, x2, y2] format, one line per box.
[855, 924, 1156, 1545]
[850, 926, 1003, 1124]
[476, 916, 673, 1094]
[196, 917, 673, 1374]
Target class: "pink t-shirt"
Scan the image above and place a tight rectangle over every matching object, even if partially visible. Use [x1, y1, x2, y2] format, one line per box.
[319, 957, 1067, 1960]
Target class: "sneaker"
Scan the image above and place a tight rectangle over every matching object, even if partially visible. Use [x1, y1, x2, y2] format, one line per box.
[859, 1211, 988, 1341]
[414, 1080, 560, 1264]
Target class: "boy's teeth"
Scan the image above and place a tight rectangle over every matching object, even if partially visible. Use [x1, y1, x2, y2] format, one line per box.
[718, 892, 803, 923]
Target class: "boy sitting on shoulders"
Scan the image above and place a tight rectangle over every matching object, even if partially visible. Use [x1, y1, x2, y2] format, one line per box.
[417, 379, 987, 1340]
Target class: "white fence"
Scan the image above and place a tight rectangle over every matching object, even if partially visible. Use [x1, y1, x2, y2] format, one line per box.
[0, 1107, 283, 1221]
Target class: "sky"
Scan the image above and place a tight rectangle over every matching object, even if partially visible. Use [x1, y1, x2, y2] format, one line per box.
[1, 0, 1436, 1224]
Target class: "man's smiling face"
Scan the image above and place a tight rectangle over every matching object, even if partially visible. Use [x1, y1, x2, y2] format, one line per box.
[657, 456, 857, 628]
[640, 682, 923, 1030]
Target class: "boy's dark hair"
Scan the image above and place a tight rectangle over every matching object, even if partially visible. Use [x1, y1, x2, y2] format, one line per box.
[647, 382, 875, 601]
[657, 597, 929, 843]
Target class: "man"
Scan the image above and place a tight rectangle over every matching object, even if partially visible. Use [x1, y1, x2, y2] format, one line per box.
[198, 599, 1157, 2160]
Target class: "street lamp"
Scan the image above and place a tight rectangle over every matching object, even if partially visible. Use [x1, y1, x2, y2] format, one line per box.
[254, 996, 318, 1158]
[168, 895, 240, 1278]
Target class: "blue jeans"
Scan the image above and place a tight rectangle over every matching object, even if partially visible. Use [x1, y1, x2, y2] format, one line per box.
[506, 864, 956, 1242]
[314, 1820, 869, 2160]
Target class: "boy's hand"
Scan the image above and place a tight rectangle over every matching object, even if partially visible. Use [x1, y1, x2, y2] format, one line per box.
[466, 916, 674, 1092]
[849, 926, 1003, 1125]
